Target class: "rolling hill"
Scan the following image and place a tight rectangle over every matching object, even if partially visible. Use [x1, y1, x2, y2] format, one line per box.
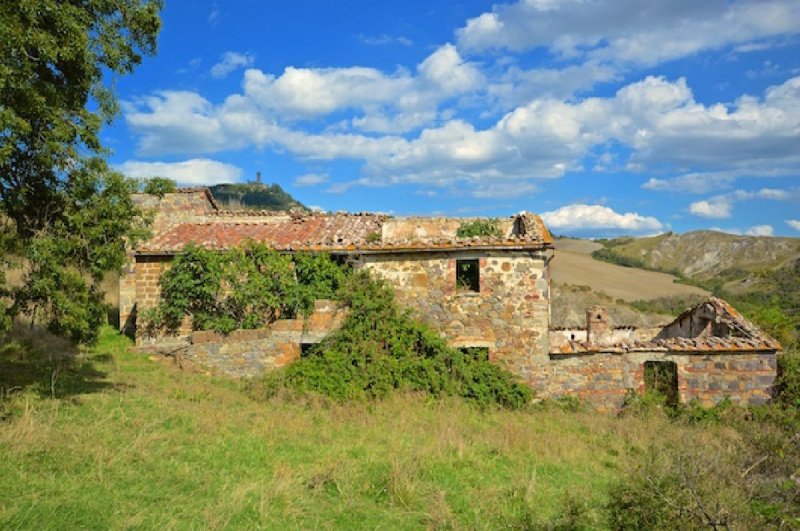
[209, 183, 306, 211]
[593, 231, 800, 283]
[550, 238, 709, 301]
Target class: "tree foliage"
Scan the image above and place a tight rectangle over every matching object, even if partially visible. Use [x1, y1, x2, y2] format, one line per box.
[142, 176, 177, 197]
[144, 244, 347, 335]
[0, 0, 162, 342]
[280, 271, 532, 409]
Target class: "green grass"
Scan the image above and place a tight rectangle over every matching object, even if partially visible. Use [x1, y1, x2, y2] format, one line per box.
[0, 326, 763, 529]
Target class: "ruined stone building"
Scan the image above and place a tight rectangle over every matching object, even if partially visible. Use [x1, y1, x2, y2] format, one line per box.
[123, 189, 781, 409]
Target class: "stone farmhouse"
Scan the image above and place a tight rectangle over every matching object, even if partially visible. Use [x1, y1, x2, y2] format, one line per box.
[123, 188, 781, 410]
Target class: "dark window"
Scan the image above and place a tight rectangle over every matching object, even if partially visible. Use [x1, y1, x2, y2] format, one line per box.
[644, 361, 679, 406]
[459, 347, 489, 361]
[456, 259, 480, 292]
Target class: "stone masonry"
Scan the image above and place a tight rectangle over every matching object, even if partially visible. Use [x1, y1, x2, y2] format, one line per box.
[125, 188, 781, 410]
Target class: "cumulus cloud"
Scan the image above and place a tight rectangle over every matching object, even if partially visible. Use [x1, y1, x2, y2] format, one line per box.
[689, 200, 732, 219]
[745, 224, 774, 236]
[689, 188, 793, 218]
[293, 173, 329, 186]
[541, 204, 663, 232]
[124, 66, 800, 196]
[210, 52, 255, 79]
[456, 0, 800, 67]
[787, 219, 800, 231]
[116, 158, 242, 185]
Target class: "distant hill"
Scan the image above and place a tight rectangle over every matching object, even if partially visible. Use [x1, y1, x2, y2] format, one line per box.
[594, 231, 800, 284]
[551, 238, 709, 302]
[588, 231, 800, 345]
[209, 183, 306, 211]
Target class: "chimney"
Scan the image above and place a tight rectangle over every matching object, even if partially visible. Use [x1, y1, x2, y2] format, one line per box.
[256, 171, 262, 184]
[586, 306, 609, 344]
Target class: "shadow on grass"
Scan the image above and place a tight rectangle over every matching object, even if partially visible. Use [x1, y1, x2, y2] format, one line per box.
[0, 324, 120, 402]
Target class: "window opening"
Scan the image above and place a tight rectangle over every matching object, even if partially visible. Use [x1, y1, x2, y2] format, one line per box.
[644, 360, 679, 406]
[456, 259, 480, 292]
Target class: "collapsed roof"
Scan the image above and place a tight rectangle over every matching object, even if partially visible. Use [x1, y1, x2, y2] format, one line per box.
[552, 297, 781, 355]
[135, 189, 553, 254]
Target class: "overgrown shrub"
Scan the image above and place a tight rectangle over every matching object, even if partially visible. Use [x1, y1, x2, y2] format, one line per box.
[776, 349, 800, 408]
[143, 243, 346, 334]
[610, 402, 800, 530]
[456, 218, 503, 239]
[590, 248, 647, 269]
[142, 176, 177, 197]
[278, 272, 532, 409]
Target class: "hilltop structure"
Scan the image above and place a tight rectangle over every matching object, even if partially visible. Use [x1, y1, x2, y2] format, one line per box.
[122, 189, 780, 409]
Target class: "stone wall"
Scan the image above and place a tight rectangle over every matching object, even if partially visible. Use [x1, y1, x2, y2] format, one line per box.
[121, 191, 218, 332]
[360, 251, 551, 376]
[544, 351, 776, 410]
[140, 300, 347, 378]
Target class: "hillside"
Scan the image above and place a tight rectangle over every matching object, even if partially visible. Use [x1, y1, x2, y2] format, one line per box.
[595, 231, 800, 282]
[550, 238, 709, 302]
[209, 183, 306, 211]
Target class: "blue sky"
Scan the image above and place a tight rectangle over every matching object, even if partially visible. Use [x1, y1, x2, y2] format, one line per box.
[106, 0, 800, 237]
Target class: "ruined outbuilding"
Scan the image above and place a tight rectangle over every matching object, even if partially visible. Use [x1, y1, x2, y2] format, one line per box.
[123, 189, 781, 409]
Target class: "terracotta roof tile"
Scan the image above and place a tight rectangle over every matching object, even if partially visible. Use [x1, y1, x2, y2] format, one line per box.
[137, 211, 554, 254]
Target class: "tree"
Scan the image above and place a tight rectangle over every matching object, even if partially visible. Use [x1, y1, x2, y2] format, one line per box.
[0, 0, 162, 343]
[142, 176, 177, 197]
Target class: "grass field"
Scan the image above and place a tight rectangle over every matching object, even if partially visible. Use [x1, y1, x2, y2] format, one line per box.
[551, 239, 709, 302]
[0, 326, 756, 529]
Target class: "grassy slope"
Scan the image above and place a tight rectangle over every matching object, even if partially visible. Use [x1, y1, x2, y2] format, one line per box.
[597, 231, 800, 282]
[551, 238, 709, 302]
[0, 326, 734, 529]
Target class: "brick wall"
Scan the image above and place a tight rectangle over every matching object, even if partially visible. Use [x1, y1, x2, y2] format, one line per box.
[544, 351, 776, 410]
[361, 250, 551, 376]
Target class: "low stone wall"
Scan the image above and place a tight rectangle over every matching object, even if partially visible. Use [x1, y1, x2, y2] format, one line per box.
[139, 300, 347, 378]
[541, 351, 777, 410]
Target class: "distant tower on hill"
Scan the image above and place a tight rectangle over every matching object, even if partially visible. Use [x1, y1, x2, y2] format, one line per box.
[249, 171, 263, 185]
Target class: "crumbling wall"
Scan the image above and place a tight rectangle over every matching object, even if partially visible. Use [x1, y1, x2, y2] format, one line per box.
[139, 300, 347, 378]
[543, 351, 776, 410]
[361, 251, 550, 376]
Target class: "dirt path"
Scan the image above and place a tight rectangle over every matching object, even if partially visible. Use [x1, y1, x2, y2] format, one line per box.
[551, 239, 709, 301]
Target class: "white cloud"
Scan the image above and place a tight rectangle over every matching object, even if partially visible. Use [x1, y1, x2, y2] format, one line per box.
[417, 44, 484, 94]
[456, 0, 800, 67]
[689, 200, 732, 219]
[787, 219, 800, 231]
[294, 173, 329, 186]
[745, 224, 774, 236]
[124, 68, 800, 196]
[211, 52, 255, 79]
[357, 34, 413, 46]
[116, 159, 242, 185]
[642, 167, 797, 194]
[541, 204, 663, 232]
[689, 188, 794, 218]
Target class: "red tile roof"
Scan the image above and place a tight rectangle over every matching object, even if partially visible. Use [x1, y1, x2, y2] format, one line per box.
[137, 211, 554, 254]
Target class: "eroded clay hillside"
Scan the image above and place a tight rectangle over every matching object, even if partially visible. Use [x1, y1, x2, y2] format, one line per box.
[597, 231, 800, 280]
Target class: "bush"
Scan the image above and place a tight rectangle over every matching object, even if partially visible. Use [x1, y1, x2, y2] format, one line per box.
[456, 219, 503, 239]
[609, 403, 800, 530]
[776, 349, 800, 408]
[144, 243, 346, 334]
[142, 176, 177, 197]
[590, 248, 647, 269]
[280, 272, 532, 409]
